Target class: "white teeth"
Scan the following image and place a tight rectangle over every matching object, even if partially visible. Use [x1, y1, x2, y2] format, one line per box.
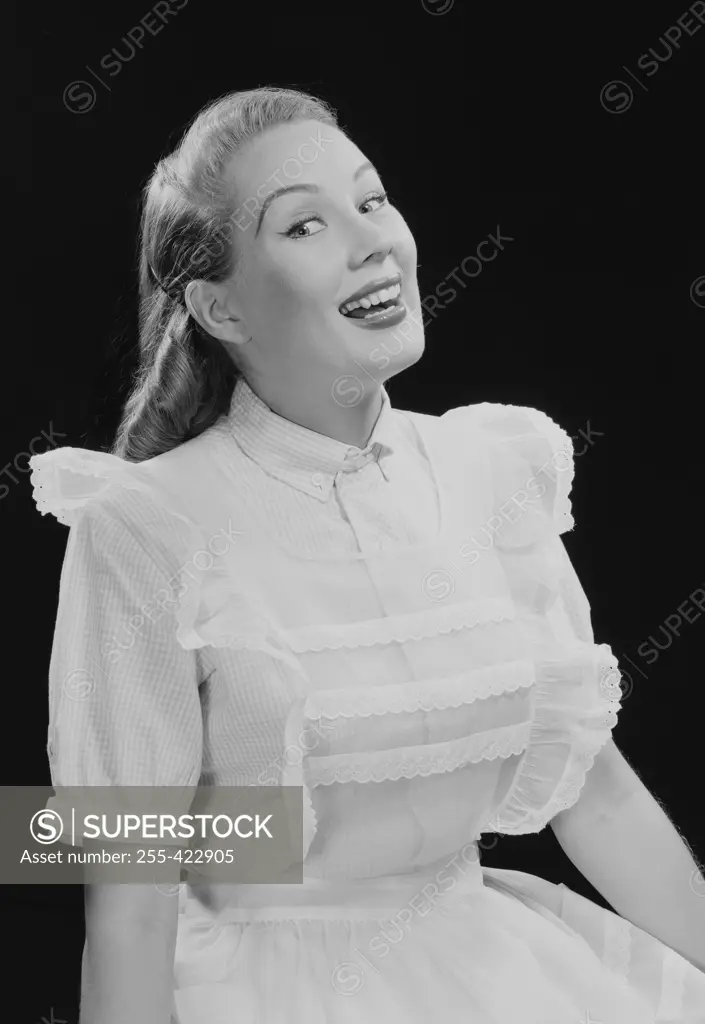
[340, 280, 402, 314]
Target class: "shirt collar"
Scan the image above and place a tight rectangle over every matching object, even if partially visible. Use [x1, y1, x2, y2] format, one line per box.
[225, 376, 399, 500]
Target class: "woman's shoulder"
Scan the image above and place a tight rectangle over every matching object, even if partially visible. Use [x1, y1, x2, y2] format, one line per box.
[401, 399, 575, 536]
[400, 399, 573, 467]
[406, 399, 568, 443]
[28, 427, 218, 530]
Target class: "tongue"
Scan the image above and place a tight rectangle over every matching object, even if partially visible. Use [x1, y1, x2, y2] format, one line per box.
[344, 306, 375, 319]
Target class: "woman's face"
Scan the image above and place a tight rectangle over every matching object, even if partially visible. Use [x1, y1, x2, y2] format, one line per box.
[215, 119, 424, 402]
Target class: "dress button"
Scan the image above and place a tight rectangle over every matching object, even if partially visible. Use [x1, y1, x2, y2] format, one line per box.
[311, 473, 325, 488]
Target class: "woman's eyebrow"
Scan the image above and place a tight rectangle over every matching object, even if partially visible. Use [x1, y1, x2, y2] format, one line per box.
[254, 160, 378, 236]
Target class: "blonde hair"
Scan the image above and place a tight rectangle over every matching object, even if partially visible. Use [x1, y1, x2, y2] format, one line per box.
[112, 86, 339, 462]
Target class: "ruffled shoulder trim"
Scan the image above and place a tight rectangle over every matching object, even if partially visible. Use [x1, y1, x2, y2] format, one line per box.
[29, 447, 145, 526]
[442, 402, 575, 540]
[483, 644, 623, 835]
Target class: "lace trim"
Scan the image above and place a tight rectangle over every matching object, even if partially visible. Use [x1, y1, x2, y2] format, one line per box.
[516, 405, 575, 535]
[281, 598, 515, 653]
[30, 447, 121, 476]
[280, 699, 319, 861]
[302, 783, 317, 862]
[29, 449, 130, 527]
[305, 719, 531, 786]
[304, 660, 536, 720]
[470, 403, 575, 535]
[516, 745, 621, 832]
[27, 447, 174, 533]
[483, 647, 622, 834]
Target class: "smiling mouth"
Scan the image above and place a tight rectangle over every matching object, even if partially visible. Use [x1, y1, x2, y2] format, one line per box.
[339, 281, 403, 319]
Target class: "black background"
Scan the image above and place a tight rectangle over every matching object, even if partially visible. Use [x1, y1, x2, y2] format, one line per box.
[9, 1, 705, 1020]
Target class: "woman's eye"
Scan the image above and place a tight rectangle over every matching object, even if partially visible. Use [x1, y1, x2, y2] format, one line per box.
[284, 216, 326, 239]
[282, 191, 388, 240]
[359, 191, 388, 214]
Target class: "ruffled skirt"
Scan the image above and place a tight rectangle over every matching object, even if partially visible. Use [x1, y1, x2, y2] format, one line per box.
[172, 860, 705, 1023]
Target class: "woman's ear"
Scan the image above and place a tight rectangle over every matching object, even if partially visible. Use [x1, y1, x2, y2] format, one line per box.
[185, 280, 250, 347]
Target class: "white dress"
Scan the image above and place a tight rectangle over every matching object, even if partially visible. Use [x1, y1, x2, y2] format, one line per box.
[29, 379, 705, 1023]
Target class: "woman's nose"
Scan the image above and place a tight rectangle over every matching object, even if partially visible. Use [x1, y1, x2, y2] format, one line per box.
[347, 218, 396, 268]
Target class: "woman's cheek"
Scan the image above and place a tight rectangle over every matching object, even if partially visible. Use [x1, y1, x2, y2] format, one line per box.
[289, 262, 342, 314]
[396, 221, 417, 268]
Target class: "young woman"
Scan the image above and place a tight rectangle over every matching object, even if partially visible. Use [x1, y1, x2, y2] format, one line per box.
[30, 87, 705, 1023]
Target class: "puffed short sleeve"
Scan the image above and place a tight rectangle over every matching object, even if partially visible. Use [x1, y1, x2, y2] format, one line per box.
[478, 402, 575, 540]
[43, 491, 204, 844]
[467, 404, 623, 834]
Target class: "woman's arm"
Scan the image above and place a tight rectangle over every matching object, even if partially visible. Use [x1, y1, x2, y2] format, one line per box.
[39, 496, 204, 1022]
[80, 883, 179, 1024]
[551, 738, 705, 971]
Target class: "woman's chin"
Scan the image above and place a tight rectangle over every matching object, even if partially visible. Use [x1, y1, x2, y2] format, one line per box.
[362, 322, 425, 380]
[324, 312, 425, 404]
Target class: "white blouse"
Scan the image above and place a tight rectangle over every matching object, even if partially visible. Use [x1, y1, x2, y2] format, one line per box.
[29, 376, 622, 891]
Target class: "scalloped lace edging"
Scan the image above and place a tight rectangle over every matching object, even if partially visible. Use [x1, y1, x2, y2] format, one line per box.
[281, 598, 515, 653]
[306, 719, 532, 787]
[482, 648, 622, 834]
[29, 448, 123, 476]
[177, 599, 516, 658]
[513, 405, 575, 535]
[526, 407, 575, 535]
[542, 737, 612, 818]
[302, 783, 317, 861]
[486, 731, 615, 835]
[304, 660, 536, 720]
[29, 457, 107, 527]
[481, 403, 575, 535]
[31, 494, 81, 527]
[29, 448, 143, 527]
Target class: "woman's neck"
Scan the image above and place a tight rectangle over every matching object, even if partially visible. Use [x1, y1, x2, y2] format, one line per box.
[243, 372, 386, 449]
